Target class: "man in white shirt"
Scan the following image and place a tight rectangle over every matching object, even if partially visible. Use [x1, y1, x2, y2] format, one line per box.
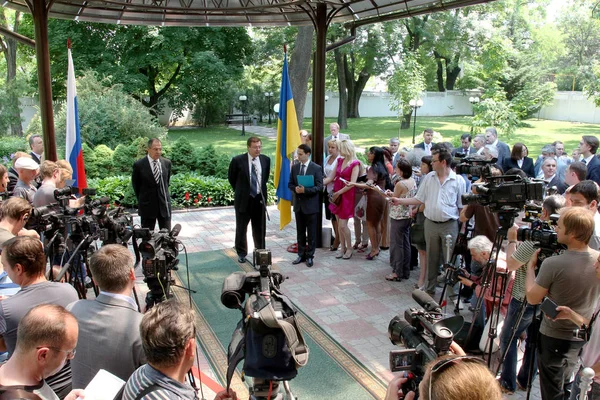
[28, 134, 44, 165]
[324, 123, 350, 157]
[473, 134, 486, 155]
[414, 128, 435, 156]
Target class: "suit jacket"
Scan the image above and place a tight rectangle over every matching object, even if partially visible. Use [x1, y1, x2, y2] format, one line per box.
[495, 141, 511, 168]
[324, 133, 350, 156]
[452, 147, 476, 157]
[586, 155, 600, 184]
[547, 175, 568, 195]
[503, 157, 535, 177]
[414, 142, 435, 154]
[228, 153, 271, 213]
[132, 156, 172, 219]
[66, 294, 147, 388]
[29, 152, 41, 164]
[288, 161, 323, 215]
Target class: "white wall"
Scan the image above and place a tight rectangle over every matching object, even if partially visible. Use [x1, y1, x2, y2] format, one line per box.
[537, 91, 600, 124]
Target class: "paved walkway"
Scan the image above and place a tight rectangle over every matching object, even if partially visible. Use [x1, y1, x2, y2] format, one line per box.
[138, 205, 541, 400]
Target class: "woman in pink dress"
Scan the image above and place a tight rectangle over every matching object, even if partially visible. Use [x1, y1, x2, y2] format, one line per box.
[328, 139, 360, 259]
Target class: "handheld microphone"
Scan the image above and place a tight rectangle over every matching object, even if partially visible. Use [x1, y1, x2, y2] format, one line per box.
[412, 289, 442, 314]
[170, 223, 182, 237]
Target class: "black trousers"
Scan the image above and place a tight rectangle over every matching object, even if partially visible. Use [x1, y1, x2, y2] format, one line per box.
[296, 211, 317, 259]
[141, 215, 171, 231]
[235, 195, 266, 257]
[537, 333, 585, 400]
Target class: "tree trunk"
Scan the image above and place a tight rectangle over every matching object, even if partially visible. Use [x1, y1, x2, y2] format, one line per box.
[400, 111, 412, 129]
[333, 48, 348, 129]
[434, 51, 446, 92]
[0, 10, 23, 136]
[289, 26, 313, 129]
[445, 55, 461, 90]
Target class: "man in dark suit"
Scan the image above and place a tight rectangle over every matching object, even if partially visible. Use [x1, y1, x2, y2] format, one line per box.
[541, 157, 567, 194]
[413, 128, 435, 155]
[484, 127, 511, 167]
[67, 244, 146, 388]
[288, 144, 323, 267]
[579, 135, 600, 185]
[132, 138, 172, 231]
[451, 133, 476, 157]
[228, 136, 271, 263]
[28, 134, 43, 164]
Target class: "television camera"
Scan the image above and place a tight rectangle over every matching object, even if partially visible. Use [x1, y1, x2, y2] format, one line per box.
[221, 249, 308, 400]
[388, 290, 464, 397]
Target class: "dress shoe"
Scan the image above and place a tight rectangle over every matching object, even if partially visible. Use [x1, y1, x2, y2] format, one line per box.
[306, 258, 314, 267]
[237, 255, 246, 263]
[292, 256, 306, 265]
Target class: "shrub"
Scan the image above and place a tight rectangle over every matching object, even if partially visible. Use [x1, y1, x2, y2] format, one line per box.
[170, 137, 196, 175]
[0, 136, 28, 165]
[196, 144, 231, 179]
[93, 145, 114, 176]
[82, 143, 99, 178]
[170, 173, 234, 207]
[88, 175, 136, 207]
[112, 143, 138, 175]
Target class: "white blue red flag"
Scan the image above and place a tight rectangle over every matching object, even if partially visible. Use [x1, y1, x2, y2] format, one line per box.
[65, 39, 87, 192]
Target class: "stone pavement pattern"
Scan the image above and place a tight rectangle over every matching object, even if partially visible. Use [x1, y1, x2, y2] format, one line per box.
[138, 205, 541, 400]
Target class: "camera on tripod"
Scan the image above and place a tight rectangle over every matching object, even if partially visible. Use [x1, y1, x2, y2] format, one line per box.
[517, 214, 564, 254]
[133, 224, 181, 308]
[455, 154, 496, 179]
[387, 290, 464, 396]
[222, 249, 307, 400]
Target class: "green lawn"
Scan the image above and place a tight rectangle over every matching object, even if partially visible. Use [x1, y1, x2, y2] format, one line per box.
[167, 116, 600, 158]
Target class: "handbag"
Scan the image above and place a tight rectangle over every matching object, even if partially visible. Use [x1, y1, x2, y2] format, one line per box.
[409, 219, 426, 246]
[354, 195, 367, 221]
[329, 192, 342, 206]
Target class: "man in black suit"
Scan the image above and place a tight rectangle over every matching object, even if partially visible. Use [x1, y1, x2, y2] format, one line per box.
[484, 127, 511, 167]
[132, 138, 172, 231]
[541, 157, 567, 194]
[413, 128, 435, 155]
[28, 134, 43, 164]
[288, 144, 323, 267]
[451, 133, 476, 156]
[579, 135, 600, 185]
[228, 136, 271, 263]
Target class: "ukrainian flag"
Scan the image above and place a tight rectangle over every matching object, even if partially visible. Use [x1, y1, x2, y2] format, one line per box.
[275, 51, 301, 229]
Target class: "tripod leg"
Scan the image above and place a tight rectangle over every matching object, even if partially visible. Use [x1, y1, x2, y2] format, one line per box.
[525, 306, 540, 400]
[495, 298, 528, 376]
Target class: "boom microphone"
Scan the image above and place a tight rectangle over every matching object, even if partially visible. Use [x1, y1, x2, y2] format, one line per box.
[412, 290, 442, 314]
[170, 223, 182, 237]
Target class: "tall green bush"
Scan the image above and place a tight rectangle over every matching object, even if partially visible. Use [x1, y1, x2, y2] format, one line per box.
[170, 137, 196, 174]
[93, 145, 115, 176]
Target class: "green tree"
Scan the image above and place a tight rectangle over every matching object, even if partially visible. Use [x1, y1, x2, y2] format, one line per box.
[387, 54, 426, 131]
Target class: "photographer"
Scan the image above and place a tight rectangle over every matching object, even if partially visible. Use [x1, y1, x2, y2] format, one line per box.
[123, 299, 237, 400]
[498, 194, 566, 394]
[526, 207, 600, 400]
[385, 354, 502, 400]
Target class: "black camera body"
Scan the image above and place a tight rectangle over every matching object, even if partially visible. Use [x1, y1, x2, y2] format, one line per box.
[517, 216, 565, 255]
[133, 224, 181, 308]
[455, 155, 497, 179]
[388, 291, 464, 396]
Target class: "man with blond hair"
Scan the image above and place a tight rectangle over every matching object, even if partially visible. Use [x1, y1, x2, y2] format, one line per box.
[526, 207, 600, 400]
[0, 197, 38, 248]
[67, 244, 145, 388]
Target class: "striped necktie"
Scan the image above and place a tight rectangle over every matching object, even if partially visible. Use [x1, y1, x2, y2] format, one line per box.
[153, 160, 161, 184]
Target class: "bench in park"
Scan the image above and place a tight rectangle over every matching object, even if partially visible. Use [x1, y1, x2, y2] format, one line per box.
[225, 113, 251, 125]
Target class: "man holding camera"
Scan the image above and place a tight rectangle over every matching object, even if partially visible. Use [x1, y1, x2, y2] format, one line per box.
[498, 195, 565, 394]
[67, 244, 146, 388]
[0, 197, 38, 249]
[526, 207, 600, 400]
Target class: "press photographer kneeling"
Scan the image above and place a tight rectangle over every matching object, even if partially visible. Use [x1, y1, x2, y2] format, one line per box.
[525, 207, 600, 400]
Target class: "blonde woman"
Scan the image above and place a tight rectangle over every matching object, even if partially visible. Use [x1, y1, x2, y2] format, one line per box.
[327, 139, 360, 259]
[323, 139, 341, 250]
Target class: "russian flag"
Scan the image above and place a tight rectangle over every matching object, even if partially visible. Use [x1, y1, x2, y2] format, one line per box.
[65, 39, 87, 192]
[274, 48, 301, 229]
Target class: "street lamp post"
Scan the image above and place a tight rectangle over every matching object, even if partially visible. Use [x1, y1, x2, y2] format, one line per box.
[409, 98, 424, 144]
[469, 96, 480, 134]
[265, 92, 273, 125]
[273, 103, 280, 122]
[239, 95, 247, 136]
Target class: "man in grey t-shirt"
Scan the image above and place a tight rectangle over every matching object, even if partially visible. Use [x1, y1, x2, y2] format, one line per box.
[0, 237, 78, 398]
[526, 207, 600, 400]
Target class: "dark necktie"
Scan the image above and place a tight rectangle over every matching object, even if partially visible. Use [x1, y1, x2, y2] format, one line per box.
[583, 159, 588, 165]
[300, 164, 306, 176]
[153, 160, 161, 184]
[250, 158, 258, 197]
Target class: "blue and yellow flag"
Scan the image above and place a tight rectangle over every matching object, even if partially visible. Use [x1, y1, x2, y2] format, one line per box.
[275, 51, 301, 229]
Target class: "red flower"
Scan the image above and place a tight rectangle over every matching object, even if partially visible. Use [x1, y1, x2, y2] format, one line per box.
[197, 193, 202, 199]
[207, 197, 212, 203]
[185, 192, 190, 201]
[193, 198, 199, 204]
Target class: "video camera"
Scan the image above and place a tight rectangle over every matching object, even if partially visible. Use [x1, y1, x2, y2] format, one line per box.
[222, 249, 307, 400]
[133, 224, 181, 309]
[455, 154, 496, 179]
[388, 290, 464, 397]
[517, 212, 564, 257]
